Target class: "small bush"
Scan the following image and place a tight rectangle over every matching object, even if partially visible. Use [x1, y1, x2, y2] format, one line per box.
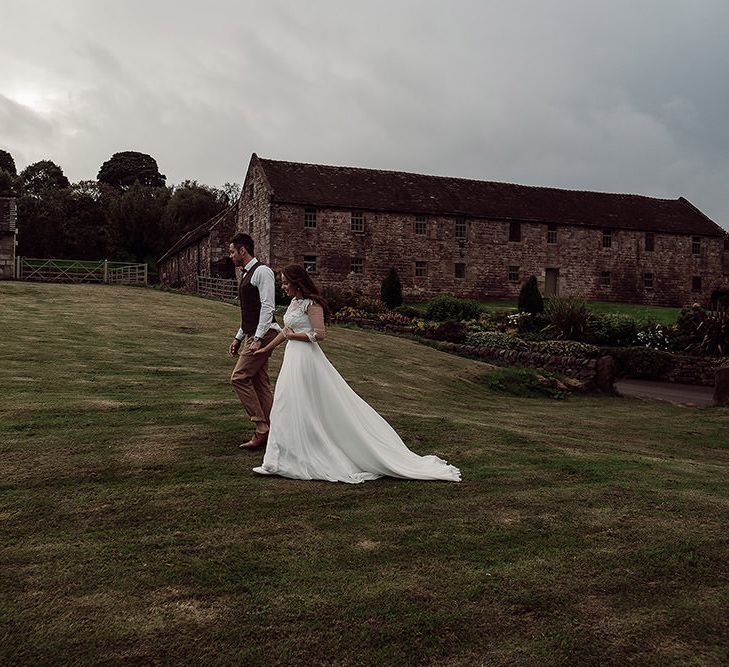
[354, 295, 387, 316]
[710, 288, 729, 309]
[544, 297, 594, 341]
[465, 331, 529, 350]
[607, 346, 673, 379]
[427, 320, 468, 343]
[590, 313, 639, 346]
[508, 311, 551, 334]
[673, 304, 729, 356]
[334, 307, 370, 322]
[380, 268, 403, 309]
[479, 367, 568, 400]
[518, 275, 544, 314]
[378, 311, 412, 326]
[425, 295, 483, 321]
[322, 287, 362, 315]
[395, 305, 419, 319]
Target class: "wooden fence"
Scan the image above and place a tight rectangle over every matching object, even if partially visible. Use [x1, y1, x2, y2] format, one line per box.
[16, 257, 148, 285]
[197, 275, 238, 300]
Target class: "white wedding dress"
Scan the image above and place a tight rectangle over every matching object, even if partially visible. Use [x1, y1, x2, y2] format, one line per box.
[253, 298, 461, 484]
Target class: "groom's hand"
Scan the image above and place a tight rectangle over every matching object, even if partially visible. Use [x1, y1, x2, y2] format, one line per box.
[249, 339, 262, 352]
[229, 339, 241, 356]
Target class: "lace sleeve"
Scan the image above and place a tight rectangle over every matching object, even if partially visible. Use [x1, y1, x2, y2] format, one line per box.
[306, 303, 326, 342]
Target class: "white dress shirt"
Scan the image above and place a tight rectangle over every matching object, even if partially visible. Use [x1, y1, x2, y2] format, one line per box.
[235, 257, 281, 341]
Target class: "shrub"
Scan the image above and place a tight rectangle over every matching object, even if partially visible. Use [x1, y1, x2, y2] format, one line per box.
[544, 297, 594, 341]
[322, 287, 362, 315]
[395, 305, 419, 318]
[378, 311, 412, 326]
[673, 304, 729, 356]
[590, 313, 639, 346]
[425, 295, 483, 321]
[427, 320, 468, 343]
[354, 295, 387, 316]
[334, 307, 370, 322]
[528, 340, 601, 357]
[634, 322, 672, 350]
[710, 288, 729, 309]
[465, 331, 529, 350]
[380, 268, 403, 309]
[607, 346, 673, 379]
[479, 367, 568, 400]
[518, 275, 544, 314]
[508, 311, 551, 334]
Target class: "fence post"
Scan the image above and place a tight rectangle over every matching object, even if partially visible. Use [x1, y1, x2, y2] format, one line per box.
[103, 259, 108, 284]
[144, 264, 148, 285]
[15, 255, 20, 280]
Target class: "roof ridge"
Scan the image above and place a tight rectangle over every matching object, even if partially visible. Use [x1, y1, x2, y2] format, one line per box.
[256, 155, 681, 203]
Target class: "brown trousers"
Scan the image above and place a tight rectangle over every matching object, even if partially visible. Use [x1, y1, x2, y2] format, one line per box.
[230, 328, 279, 434]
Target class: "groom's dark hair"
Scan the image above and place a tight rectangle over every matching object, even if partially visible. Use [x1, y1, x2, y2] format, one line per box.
[231, 232, 254, 255]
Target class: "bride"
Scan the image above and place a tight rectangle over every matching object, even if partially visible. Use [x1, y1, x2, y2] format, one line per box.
[251, 264, 461, 484]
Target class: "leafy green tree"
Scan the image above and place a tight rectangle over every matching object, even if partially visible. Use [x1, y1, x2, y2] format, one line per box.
[105, 182, 171, 262]
[97, 151, 166, 190]
[18, 160, 70, 197]
[0, 170, 15, 197]
[0, 149, 17, 176]
[380, 267, 403, 309]
[518, 275, 544, 314]
[62, 181, 109, 259]
[162, 180, 227, 240]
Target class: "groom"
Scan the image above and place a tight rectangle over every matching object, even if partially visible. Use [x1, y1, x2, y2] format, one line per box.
[228, 232, 280, 449]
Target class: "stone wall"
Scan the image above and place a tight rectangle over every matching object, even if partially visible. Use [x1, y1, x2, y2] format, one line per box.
[660, 355, 726, 387]
[248, 202, 725, 307]
[238, 164, 273, 263]
[0, 197, 17, 280]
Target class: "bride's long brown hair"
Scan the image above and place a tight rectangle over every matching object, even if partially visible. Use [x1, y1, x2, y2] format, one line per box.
[282, 264, 330, 320]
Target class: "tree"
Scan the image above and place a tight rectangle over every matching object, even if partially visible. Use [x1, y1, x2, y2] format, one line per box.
[62, 181, 109, 259]
[18, 160, 70, 197]
[162, 180, 227, 244]
[97, 151, 166, 190]
[104, 181, 171, 262]
[380, 267, 403, 309]
[0, 171, 15, 197]
[518, 275, 544, 314]
[0, 149, 17, 176]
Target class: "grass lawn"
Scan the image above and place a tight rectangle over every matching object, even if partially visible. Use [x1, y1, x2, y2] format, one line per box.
[1, 282, 728, 666]
[408, 298, 681, 324]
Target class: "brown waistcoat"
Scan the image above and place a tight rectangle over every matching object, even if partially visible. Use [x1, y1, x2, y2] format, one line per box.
[238, 262, 276, 336]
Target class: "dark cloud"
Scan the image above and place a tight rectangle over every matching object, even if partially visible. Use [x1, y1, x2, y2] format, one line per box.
[1, 0, 727, 228]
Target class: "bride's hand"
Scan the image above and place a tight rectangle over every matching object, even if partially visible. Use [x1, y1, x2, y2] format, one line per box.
[253, 346, 270, 355]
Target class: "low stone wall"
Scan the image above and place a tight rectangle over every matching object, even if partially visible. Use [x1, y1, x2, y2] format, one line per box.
[434, 342, 615, 392]
[662, 355, 726, 387]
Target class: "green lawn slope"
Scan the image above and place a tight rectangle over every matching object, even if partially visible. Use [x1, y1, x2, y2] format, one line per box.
[1, 282, 727, 665]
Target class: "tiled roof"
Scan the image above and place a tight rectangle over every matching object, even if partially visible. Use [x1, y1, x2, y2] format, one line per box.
[255, 155, 724, 237]
[158, 203, 237, 264]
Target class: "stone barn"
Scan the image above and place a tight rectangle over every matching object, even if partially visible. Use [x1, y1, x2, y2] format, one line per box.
[0, 196, 17, 280]
[233, 153, 728, 307]
[158, 203, 238, 291]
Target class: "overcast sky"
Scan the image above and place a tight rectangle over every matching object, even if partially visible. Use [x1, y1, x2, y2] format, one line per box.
[2, 0, 728, 229]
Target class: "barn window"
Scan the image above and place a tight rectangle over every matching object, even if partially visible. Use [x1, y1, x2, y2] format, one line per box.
[547, 224, 557, 244]
[455, 218, 467, 240]
[303, 255, 317, 273]
[415, 216, 427, 236]
[415, 261, 427, 278]
[692, 236, 701, 255]
[351, 211, 364, 233]
[455, 263, 466, 279]
[644, 272, 654, 289]
[350, 257, 363, 274]
[602, 230, 612, 249]
[600, 271, 611, 287]
[692, 276, 702, 292]
[508, 266, 519, 283]
[645, 232, 655, 252]
[509, 221, 521, 242]
[304, 208, 317, 228]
